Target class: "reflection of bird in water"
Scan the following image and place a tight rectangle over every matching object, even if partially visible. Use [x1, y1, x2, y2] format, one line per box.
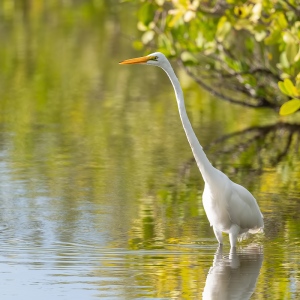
[203, 245, 263, 300]
[119, 52, 264, 248]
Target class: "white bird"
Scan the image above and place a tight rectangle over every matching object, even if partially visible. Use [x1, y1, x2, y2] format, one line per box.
[119, 52, 264, 248]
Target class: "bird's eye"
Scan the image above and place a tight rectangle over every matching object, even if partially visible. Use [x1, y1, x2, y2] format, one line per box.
[154, 56, 158, 60]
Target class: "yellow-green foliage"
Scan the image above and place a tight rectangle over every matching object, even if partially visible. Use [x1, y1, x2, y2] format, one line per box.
[134, 0, 300, 114]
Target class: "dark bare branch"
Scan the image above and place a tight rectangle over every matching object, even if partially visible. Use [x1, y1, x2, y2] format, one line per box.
[178, 59, 275, 108]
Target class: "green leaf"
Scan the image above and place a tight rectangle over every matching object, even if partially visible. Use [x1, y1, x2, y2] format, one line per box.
[284, 78, 299, 97]
[279, 99, 300, 115]
[264, 29, 281, 45]
[294, 46, 300, 63]
[284, 78, 295, 91]
[168, 10, 184, 28]
[285, 41, 298, 65]
[296, 72, 300, 89]
[276, 12, 288, 29]
[138, 3, 155, 26]
[278, 81, 289, 96]
[279, 51, 290, 69]
[216, 17, 231, 42]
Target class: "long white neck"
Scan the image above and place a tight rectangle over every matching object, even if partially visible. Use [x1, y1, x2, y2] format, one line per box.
[160, 63, 217, 183]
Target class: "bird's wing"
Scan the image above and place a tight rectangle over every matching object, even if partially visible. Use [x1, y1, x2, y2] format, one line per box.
[227, 182, 264, 230]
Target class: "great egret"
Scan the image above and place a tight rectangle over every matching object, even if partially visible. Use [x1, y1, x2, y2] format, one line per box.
[119, 52, 264, 248]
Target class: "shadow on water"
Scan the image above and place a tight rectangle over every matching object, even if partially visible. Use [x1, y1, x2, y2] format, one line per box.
[203, 245, 263, 300]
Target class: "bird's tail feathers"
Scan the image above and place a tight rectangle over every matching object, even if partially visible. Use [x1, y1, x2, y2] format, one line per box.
[238, 227, 264, 242]
[249, 227, 264, 234]
[237, 232, 251, 242]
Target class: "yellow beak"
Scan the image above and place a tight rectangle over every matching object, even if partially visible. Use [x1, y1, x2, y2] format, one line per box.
[119, 55, 152, 65]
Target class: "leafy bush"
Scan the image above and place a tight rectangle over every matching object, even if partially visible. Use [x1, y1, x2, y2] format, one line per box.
[133, 0, 300, 114]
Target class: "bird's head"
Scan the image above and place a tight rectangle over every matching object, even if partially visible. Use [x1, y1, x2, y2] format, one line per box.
[119, 52, 169, 69]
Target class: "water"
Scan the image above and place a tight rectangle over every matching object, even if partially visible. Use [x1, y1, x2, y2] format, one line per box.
[0, 1, 299, 299]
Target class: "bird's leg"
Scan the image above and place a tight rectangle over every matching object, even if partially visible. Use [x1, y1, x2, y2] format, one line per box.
[229, 224, 240, 248]
[213, 227, 223, 245]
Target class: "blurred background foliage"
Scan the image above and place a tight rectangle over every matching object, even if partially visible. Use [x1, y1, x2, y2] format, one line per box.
[132, 0, 300, 114]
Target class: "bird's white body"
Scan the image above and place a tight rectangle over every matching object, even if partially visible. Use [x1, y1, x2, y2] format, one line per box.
[202, 171, 263, 246]
[120, 52, 264, 248]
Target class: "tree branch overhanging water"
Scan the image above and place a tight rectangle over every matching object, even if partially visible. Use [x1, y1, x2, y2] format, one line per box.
[178, 59, 275, 109]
